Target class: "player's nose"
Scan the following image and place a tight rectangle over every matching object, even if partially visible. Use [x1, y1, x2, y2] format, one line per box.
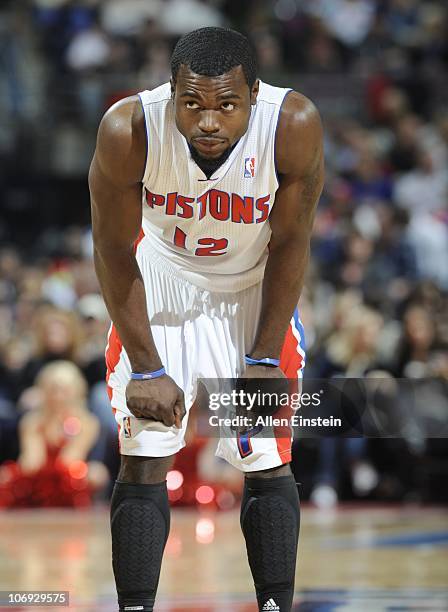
[198, 110, 220, 134]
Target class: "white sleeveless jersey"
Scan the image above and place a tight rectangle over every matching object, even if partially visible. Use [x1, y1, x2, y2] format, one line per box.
[138, 81, 291, 292]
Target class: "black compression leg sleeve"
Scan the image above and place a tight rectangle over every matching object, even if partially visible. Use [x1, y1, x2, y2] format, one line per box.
[110, 480, 170, 612]
[240, 474, 300, 612]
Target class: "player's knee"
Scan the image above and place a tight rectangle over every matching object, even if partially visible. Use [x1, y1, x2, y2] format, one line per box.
[246, 463, 292, 480]
[241, 472, 300, 533]
[118, 455, 175, 484]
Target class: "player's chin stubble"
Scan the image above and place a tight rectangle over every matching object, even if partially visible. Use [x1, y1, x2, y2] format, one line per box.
[188, 141, 236, 177]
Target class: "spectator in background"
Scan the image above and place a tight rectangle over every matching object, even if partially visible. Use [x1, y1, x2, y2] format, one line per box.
[388, 114, 421, 172]
[76, 293, 118, 479]
[158, 0, 225, 36]
[100, 0, 163, 37]
[137, 40, 171, 91]
[338, 229, 375, 290]
[65, 20, 111, 73]
[303, 21, 343, 74]
[0, 361, 108, 508]
[351, 149, 393, 204]
[391, 304, 439, 378]
[0, 338, 30, 409]
[356, 205, 417, 306]
[307, 306, 383, 508]
[407, 210, 448, 290]
[384, 0, 421, 48]
[312, 305, 383, 377]
[19, 306, 83, 397]
[0, 248, 21, 305]
[408, 281, 448, 338]
[76, 293, 109, 386]
[394, 148, 448, 215]
[306, 0, 375, 66]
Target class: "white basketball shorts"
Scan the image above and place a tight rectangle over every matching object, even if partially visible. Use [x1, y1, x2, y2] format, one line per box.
[105, 233, 306, 472]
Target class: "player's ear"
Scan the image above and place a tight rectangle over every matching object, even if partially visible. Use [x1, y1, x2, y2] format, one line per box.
[170, 78, 175, 101]
[250, 79, 260, 105]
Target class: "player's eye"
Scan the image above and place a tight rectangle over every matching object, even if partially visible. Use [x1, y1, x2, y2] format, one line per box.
[221, 102, 235, 111]
[185, 101, 200, 109]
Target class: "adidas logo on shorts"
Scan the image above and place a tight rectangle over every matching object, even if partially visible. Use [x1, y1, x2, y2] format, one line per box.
[262, 598, 280, 611]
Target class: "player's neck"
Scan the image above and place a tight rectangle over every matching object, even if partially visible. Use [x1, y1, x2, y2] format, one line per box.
[188, 140, 239, 179]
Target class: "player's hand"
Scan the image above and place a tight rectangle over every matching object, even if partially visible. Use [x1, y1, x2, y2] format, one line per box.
[238, 364, 288, 413]
[241, 364, 287, 380]
[125, 375, 186, 428]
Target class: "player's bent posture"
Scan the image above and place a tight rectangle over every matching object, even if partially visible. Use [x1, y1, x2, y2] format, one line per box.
[89, 27, 323, 612]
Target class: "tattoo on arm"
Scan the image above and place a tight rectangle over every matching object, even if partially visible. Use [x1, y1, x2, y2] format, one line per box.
[299, 161, 323, 223]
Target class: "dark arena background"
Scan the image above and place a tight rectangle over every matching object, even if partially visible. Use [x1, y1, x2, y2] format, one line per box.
[0, 1, 447, 611]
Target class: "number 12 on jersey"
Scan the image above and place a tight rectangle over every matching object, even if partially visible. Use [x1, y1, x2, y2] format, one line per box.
[173, 226, 228, 256]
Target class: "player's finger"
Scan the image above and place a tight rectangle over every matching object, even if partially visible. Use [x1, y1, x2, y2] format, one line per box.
[173, 405, 183, 429]
[151, 401, 171, 422]
[173, 395, 186, 429]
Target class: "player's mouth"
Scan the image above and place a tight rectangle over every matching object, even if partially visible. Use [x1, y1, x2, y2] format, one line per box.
[193, 137, 227, 155]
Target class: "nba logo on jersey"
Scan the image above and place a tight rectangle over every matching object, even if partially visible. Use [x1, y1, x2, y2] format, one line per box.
[123, 417, 132, 438]
[244, 157, 255, 178]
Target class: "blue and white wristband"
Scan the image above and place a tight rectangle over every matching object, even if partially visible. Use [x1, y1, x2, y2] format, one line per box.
[245, 355, 280, 368]
[131, 367, 166, 380]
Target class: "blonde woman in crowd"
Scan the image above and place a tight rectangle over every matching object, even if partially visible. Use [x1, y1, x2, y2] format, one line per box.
[0, 361, 107, 507]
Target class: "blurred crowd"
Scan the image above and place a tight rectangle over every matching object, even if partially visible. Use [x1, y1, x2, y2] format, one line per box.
[0, 0, 447, 508]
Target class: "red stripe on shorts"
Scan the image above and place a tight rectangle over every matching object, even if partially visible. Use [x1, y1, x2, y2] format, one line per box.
[134, 227, 145, 253]
[105, 324, 122, 399]
[274, 323, 305, 463]
[280, 323, 304, 378]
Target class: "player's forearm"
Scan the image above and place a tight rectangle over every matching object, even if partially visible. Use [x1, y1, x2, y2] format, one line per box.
[250, 239, 309, 360]
[93, 246, 163, 371]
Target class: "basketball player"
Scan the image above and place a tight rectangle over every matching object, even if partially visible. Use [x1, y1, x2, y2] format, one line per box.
[89, 27, 323, 612]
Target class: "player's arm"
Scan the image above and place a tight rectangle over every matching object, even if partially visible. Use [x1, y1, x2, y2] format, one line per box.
[249, 92, 324, 365]
[89, 97, 185, 427]
[89, 97, 161, 371]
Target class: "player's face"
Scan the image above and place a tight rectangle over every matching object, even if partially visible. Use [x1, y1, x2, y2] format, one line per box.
[172, 65, 259, 160]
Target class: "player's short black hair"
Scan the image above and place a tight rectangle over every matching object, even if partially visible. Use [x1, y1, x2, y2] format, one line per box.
[171, 27, 257, 90]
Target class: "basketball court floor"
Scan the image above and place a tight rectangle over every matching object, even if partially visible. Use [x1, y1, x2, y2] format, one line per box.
[0, 505, 447, 611]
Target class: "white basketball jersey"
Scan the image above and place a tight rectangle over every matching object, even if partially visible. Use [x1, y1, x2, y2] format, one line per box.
[138, 81, 291, 292]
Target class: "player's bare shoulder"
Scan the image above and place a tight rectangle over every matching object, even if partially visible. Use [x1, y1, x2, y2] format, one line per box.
[275, 91, 324, 178]
[92, 95, 146, 187]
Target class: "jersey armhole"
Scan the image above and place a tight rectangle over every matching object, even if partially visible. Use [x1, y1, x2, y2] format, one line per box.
[138, 92, 150, 184]
[274, 89, 293, 185]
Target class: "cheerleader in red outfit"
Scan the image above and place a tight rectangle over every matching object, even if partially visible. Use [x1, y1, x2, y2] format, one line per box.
[0, 361, 108, 508]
